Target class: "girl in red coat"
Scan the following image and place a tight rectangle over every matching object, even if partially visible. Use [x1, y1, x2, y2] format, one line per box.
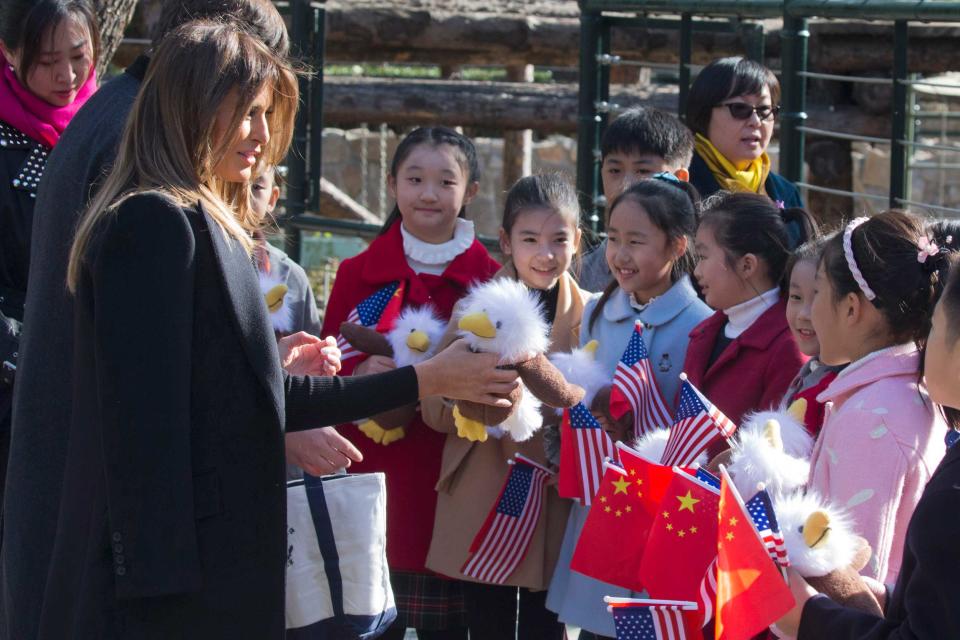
[320, 127, 499, 639]
[683, 193, 816, 453]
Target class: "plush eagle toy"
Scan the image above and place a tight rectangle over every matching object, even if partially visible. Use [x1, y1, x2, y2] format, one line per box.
[707, 411, 813, 499]
[775, 491, 883, 616]
[339, 306, 446, 445]
[452, 279, 585, 442]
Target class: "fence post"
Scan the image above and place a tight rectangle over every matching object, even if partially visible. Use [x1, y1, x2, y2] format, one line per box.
[309, 1, 327, 213]
[780, 6, 808, 185]
[283, 0, 313, 262]
[678, 12, 692, 121]
[890, 20, 910, 207]
[577, 6, 603, 232]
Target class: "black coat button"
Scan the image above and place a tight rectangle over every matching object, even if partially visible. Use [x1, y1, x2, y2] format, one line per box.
[115, 566, 126, 576]
[112, 532, 122, 542]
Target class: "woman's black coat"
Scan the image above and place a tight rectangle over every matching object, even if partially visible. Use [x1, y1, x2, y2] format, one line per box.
[38, 192, 420, 639]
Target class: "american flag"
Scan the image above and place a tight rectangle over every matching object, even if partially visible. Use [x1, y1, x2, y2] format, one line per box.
[336, 281, 403, 361]
[567, 402, 619, 505]
[745, 489, 790, 568]
[695, 467, 721, 490]
[697, 557, 718, 629]
[610, 321, 673, 438]
[608, 599, 699, 640]
[461, 454, 553, 584]
[660, 377, 737, 467]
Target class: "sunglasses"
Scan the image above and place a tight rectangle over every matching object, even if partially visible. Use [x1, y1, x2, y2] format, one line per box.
[717, 102, 781, 121]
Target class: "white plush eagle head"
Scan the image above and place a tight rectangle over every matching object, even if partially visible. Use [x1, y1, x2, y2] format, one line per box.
[774, 491, 859, 578]
[456, 279, 550, 364]
[727, 413, 813, 499]
[259, 269, 293, 334]
[549, 340, 606, 412]
[387, 306, 447, 368]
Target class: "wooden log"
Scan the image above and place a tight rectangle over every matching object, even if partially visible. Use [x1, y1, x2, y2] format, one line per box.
[322, 76, 891, 139]
[324, 8, 751, 68]
[324, 8, 960, 74]
[502, 65, 534, 190]
[318, 178, 380, 224]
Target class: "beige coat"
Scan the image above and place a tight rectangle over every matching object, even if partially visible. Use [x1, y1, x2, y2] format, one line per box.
[422, 265, 588, 589]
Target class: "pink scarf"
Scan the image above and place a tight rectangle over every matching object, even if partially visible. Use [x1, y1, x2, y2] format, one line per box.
[0, 51, 97, 148]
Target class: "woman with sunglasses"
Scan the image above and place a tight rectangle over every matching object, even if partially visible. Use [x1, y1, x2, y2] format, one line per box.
[685, 56, 803, 208]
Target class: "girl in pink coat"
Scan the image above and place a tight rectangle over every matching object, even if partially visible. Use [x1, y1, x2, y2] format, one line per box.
[808, 210, 954, 584]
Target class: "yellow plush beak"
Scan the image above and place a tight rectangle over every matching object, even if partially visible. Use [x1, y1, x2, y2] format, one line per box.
[583, 339, 599, 357]
[265, 284, 288, 313]
[803, 510, 832, 548]
[763, 419, 784, 452]
[406, 330, 431, 353]
[458, 311, 497, 339]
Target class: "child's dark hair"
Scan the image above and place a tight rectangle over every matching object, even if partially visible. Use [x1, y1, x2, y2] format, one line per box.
[786, 236, 828, 283]
[821, 210, 951, 348]
[502, 172, 580, 235]
[589, 177, 700, 331]
[686, 57, 781, 138]
[699, 192, 818, 294]
[927, 219, 960, 253]
[379, 126, 481, 235]
[601, 106, 694, 168]
[0, 0, 100, 79]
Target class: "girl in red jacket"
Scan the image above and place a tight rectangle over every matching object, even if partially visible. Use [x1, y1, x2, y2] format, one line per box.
[320, 127, 499, 639]
[683, 193, 816, 452]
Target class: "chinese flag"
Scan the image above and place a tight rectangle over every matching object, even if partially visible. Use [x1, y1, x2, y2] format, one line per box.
[637, 468, 720, 601]
[557, 407, 581, 500]
[715, 471, 795, 640]
[569, 444, 673, 591]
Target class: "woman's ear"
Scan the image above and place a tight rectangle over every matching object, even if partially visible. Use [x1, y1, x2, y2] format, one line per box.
[0, 42, 20, 71]
[463, 181, 480, 206]
[498, 227, 512, 256]
[673, 234, 689, 260]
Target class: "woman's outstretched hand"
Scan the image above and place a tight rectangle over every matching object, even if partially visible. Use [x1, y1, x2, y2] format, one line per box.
[414, 339, 520, 407]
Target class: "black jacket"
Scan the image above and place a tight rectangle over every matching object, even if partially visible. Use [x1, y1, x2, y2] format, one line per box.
[798, 440, 960, 639]
[39, 193, 421, 639]
[1, 56, 148, 640]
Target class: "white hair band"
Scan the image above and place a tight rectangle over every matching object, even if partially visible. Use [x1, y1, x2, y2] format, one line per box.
[843, 217, 876, 301]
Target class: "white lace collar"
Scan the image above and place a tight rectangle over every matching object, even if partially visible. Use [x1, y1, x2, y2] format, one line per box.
[401, 218, 475, 265]
[723, 286, 780, 339]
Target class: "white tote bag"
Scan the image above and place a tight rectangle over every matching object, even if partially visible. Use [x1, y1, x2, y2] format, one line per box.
[285, 472, 396, 639]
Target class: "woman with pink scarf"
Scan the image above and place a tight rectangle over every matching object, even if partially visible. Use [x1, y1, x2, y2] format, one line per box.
[0, 0, 98, 503]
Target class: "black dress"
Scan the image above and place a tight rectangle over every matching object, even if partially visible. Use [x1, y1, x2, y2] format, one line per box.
[39, 192, 424, 639]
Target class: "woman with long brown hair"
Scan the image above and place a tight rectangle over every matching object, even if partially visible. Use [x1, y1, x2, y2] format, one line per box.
[41, 21, 517, 638]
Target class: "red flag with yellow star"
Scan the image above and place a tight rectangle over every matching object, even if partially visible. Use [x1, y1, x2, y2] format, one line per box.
[569, 443, 674, 591]
[637, 467, 721, 601]
[715, 468, 794, 640]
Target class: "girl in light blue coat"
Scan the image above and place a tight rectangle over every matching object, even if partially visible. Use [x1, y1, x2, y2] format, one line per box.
[546, 176, 712, 639]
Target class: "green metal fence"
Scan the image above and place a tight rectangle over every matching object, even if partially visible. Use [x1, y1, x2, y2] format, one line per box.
[577, 0, 960, 228]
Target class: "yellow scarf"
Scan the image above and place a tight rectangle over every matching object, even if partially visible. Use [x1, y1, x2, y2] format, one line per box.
[694, 133, 770, 195]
